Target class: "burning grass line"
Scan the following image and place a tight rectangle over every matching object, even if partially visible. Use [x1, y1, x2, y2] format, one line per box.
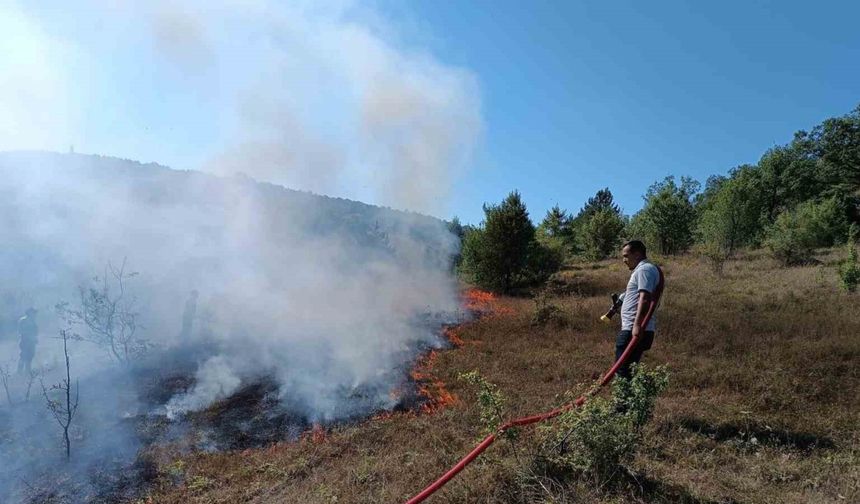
[299, 423, 328, 445]
[462, 288, 514, 317]
[410, 350, 460, 414]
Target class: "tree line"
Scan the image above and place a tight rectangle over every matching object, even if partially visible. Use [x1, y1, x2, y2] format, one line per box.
[452, 104, 860, 292]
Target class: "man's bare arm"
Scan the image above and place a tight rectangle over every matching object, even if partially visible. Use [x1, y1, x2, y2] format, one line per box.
[632, 290, 652, 336]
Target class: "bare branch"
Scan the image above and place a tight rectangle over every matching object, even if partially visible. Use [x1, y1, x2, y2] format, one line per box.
[41, 330, 80, 459]
[0, 362, 13, 406]
[61, 260, 148, 365]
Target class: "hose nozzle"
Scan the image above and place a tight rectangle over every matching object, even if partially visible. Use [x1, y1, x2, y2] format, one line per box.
[600, 293, 624, 323]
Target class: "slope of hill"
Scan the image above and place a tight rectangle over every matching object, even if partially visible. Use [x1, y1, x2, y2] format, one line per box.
[0, 151, 461, 503]
[144, 250, 859, 504]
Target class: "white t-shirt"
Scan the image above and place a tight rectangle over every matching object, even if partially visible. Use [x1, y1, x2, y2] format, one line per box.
[620, 260, 659, 331]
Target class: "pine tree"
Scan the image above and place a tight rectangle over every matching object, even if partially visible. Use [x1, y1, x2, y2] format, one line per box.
[575, 188, 620, 222]
[461, 191, 536, 293]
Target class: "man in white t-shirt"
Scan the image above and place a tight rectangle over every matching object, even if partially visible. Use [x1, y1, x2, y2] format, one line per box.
[616, 240, 661, 379]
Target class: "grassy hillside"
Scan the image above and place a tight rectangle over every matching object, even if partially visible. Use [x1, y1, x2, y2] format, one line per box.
[142, 250, 859, 504]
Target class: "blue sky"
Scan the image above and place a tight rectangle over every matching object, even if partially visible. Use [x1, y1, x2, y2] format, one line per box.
[390, 0, 860, 223]
[1, 1, 858, 224]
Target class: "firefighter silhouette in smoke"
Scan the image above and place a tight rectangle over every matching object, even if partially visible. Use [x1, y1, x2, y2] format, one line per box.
[180, 290, 199, 341]
[17, 307, 38, 375]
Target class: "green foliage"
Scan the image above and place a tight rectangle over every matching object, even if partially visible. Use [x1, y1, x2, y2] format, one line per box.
[765, 207, 818, 266]
[695, 166, 767, 272]
[757, 145, 820, 220]
[580, 208, 625, 260]
[629, 176, 699, 255]
[446, 216, 465, 241]
[765, 197, 850, 266]
[569, 188, 621, 253]
[687, 105, 860, 264]
[748, 106, 860, 227]
[697, 166, 766, 254]
[446, 216, 466, 272]
[537, 365, 669, 486]
[574, 187, 620, 224]
[795, 105, 860, 197]
[694, 240, 730, 275]
[538, 205, 574, 240]
[523, 239, 565, 286]
[459, 370, 512, 438]
[610, 365, 671, 428]
[839, 224, 860, 292]
[531, 290, 566, 326]
[460, 191, 561, 292]
[536, 205, 577, 259]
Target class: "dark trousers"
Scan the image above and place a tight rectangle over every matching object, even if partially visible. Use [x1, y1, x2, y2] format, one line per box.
[17, 345, 35, 375]
[615, 330, 654, 379]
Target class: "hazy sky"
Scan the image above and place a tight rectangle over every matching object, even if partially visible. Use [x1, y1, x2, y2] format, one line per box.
[2, 0, 858, 223]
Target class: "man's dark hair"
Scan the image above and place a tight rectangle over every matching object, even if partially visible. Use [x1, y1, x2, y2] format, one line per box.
[623, 240, 647, 257]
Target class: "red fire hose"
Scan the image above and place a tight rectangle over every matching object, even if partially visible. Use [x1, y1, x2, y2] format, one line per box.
[405, 266, 665, 504]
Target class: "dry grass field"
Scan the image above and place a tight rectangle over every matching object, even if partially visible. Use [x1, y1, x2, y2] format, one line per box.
[142, 249, 859, 504]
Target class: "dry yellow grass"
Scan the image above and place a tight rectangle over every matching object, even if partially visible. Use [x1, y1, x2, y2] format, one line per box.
[142, 250, 859, 503]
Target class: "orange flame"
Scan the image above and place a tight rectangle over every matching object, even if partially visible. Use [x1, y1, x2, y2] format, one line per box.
[462, 288, 512, 316]
[443, 326, 464, 347]
[375, 288, 507, 421]
[410, 350, 459, 413]
[463, 289, 496, 312]
[302, 423, 327, 444]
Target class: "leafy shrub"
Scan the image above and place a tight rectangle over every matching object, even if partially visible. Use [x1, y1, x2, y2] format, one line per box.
[839, 224, 860, 292]
[766, 197, 849, 266]
[459, 370, 512, 438]
[523, 239, 565, 286]
[531, 290, 566, 327]
[536, 365, 669, 486]
[460, 191, 563, 292]
[580, 208, 625, 261]
[693, 240, 730, 275]
[536, 205, 577, 258]
[765, 210, 817, 266]
[695, 166, 766, 264]
[628, 176, 699, 255]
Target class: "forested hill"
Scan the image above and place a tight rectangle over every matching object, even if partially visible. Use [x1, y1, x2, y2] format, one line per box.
[0, 150, 455, 256]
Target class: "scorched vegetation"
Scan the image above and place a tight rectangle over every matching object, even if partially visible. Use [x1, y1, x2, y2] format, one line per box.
[143, 249, 859, 503]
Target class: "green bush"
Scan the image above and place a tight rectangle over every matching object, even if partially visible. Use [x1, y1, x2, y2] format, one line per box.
[523, 239, 565, 286]
[580, 208, 625, 261]
[536, 365, 670, 486]
[460, 191, 562, 292]
[695, 166, 766, 262]
[765, 210, 817, 266]
[536, 205, 577, 257]
[531, 290, 566, 326]
[694, 240, 731, 274]
[766, 197, 849, 266]
[628, 176, 699, 255]
[459, 370, 513, 439]
[839, 224, 860, 292]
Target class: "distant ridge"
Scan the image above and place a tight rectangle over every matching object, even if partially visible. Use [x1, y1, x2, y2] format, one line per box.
[0, 150, 448, 224]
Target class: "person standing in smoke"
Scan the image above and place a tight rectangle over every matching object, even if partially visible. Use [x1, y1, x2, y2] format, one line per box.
[17, 307, 38, 375]
[180, 290, 198, 341]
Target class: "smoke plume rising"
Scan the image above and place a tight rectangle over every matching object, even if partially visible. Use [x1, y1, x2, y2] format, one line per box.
[0, 2, 480, 502]
[0, 0, 482, 216]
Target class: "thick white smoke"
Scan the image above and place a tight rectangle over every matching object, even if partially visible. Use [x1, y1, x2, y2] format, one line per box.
[0, 3, 478, 500]
[0, 151, 462, 501]
[0, 0, 482, 217]
[165, 356, 241, 419]
[0, 152, 460, 417]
